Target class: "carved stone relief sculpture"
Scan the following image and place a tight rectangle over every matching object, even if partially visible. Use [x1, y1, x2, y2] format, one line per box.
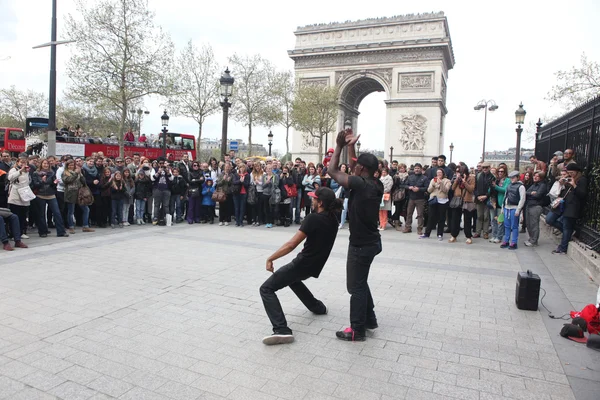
[399, 73, 434, 91]
[399, 114, 427, 151]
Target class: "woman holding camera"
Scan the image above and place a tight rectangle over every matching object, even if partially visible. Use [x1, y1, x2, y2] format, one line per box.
[187, 162, 204, 224]
[449, 165, 476, 244]
[7, 157, 33, 238]
[547, 164, 587, 254]
[32, 159, 68, 237]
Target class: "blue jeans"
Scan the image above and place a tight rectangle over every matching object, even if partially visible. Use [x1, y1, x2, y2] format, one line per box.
[294, 188, 303, 222]
[0, 214, 21, 243]
[135, 199, 146, 220]
[170, 195, 182, 220]
[37, 198, 66, 236]
[503, 208, 519, 245]
[489, 208, 500, 240]
[547, 212, 576, 251]
[340, 198, 349, 227]
[233, 193, 247, 226]
[111, 199, 124, 224]
[67, 203, 89, 228]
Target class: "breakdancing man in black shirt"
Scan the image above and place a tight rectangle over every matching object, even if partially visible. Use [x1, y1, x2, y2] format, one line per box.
[328, 129, 383, 341]
[260, 187, 342, 345]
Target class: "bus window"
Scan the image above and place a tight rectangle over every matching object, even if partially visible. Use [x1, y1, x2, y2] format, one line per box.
[8, 129, 24, 140]
[0, 129, 5, 148]
[173, 135, 183, 148]
[182, 137, 194, 150]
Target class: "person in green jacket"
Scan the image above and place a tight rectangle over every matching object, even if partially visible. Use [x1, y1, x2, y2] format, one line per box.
[489, 166, 510, 243]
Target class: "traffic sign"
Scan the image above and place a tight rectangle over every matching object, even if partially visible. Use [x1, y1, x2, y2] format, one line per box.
[229, 141, 238, 151]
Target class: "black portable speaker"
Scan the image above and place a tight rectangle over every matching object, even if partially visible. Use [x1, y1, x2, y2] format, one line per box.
[515, 270, 541, 311]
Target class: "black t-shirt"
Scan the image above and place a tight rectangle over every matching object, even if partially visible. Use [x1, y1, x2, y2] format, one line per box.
[294, 211, 338, 277]
[348, 175, 383, 246]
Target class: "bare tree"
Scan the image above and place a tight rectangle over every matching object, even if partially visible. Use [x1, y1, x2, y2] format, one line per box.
[270, 70, 295, 156]
[0, 86, 47, 127]
[291, 84, 339, 161]
[228, 54, 279, 156]
[65, 0, 174, 157]
[547, 53, 600, 109]
[166, 40, 220, 156]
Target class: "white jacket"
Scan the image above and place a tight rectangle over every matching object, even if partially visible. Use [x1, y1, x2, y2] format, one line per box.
[7, 168, 32, 206]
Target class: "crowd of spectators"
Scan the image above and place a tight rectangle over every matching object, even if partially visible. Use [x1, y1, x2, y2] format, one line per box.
[0, 147, 588, 255]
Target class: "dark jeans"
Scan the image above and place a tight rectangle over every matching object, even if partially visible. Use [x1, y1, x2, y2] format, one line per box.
[547, 212, 576, 251]
[0, 214, 21, 243]
[98, 195, 111, 226]
[8, 204, 28, 235]
[262, 194, 273, 224]
[233, 193, 247, 226]
[187, 196, 202, 222]
[36, 197, 66, 236]
[254, 193, 265, 224]
[152, 189, 171, 221]
[201, 205, 215, 222]
[347, 240, 382, 334]
[425, 202, 448, 237]
[219, 196, 233, 222]
[56, 191, 69, 227]
[111, 199, 124, 224]
[260, 261, 326, 335]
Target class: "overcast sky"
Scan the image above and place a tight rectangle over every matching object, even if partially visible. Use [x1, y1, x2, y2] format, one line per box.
[2, 0, 599, 165]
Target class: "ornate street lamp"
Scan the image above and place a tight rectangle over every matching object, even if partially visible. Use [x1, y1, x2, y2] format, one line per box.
[357, 140, 361, 156]
[161, 110, 169, 158]
[220, 68, 234, 160]
[389, 146, 394, 164]
[268, 130, 273, 156]
[474, 99, 499, 162]
[449, 142, 454, 163]
[514, 102, 526, 170]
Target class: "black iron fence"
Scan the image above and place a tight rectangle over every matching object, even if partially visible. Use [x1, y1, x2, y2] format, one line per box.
[535, 95, 600, 251]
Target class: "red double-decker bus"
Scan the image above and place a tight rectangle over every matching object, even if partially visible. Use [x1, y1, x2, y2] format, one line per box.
[3, 117, 197, 160]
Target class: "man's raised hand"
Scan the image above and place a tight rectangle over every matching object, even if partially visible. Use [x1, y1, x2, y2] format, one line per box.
[336, 130, 349, 148]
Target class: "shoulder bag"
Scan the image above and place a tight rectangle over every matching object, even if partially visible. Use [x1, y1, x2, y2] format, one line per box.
[17, 186, 36, 202]
[212, 189, 227, 203]
[78, 185, 94, 206]
[551, 187, 571, 215]
[449, 188, 464, 209]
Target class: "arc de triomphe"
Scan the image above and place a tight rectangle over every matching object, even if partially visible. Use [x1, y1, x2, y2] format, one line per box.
[288, 12, 455, 166]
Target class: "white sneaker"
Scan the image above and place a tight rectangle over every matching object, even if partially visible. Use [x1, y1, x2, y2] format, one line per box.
[219, 222, 224, 226]
[225, 222, 229, 226]
[262, 334, 294, 345]
[21, 234, 29, 239]
[123, 222, 130, 226]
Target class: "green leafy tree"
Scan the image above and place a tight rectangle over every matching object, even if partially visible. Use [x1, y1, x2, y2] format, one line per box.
[291, 84, 339, 161]
[65, 0, 174, 157]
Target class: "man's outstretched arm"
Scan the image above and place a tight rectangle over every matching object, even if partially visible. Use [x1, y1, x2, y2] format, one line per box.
[266, 231, 307, 272]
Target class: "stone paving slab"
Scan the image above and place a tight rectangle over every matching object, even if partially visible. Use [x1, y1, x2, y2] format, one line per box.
[0, 222, 598, 400]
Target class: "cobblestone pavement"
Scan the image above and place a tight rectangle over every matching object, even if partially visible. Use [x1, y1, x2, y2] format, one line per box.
[1, 222, 599, 400]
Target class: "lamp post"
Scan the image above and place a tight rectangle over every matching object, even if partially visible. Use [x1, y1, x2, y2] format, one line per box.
[161, 110, 169, 158]
[32, 0, 75, 156]
[389, 146, 394, 164]
[219, 68, 234, 160]
[449, 142, 454, 163]
[357, 140, 361, 156]
[514, 103, 526, 171]
[268, 130, 273, 156]
[474, 99, 499, 162]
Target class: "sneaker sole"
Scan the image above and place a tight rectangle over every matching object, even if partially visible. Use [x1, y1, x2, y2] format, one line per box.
[262, 334, 294, 345]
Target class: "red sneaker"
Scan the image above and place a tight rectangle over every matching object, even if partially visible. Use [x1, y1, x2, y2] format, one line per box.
[336, 327, 366, 342]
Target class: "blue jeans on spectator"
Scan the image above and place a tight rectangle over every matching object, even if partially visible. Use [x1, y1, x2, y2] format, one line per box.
[233, 193, 247, 226]
[294, 188, 303, 223]
[135, 199, 146, 220]
[111, 199, 124, 225]
[170, 195, 182, 220]
[340, 198, 349, 227]
[37, 198, 67, 236]
[547, 212, 576, 252]
[489, 207, 500, 240]
[0, 214, 22, 243]
[503, 208, 519, 245]
[67, 203, 90, 228]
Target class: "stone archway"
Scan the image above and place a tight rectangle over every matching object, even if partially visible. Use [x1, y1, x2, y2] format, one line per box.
[289, 12, 455, 165]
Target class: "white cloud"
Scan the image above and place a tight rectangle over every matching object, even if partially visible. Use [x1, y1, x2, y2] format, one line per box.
[1, 0, 599, 165]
